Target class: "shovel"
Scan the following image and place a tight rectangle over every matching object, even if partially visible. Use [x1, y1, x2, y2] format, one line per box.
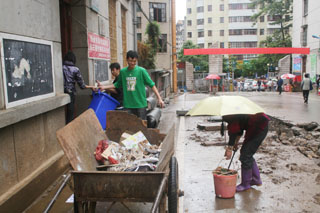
[227, 136, 240, 171]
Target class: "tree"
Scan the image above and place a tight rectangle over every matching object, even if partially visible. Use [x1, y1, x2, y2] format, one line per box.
[251, 0, 292, 47]
[178, 41, 209, 72]
[137, 21, 161, 69]
[249, 0, 293, 78]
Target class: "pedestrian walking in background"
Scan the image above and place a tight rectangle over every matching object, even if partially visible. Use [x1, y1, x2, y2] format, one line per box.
[257, 79, 261, 92]
[277, 76, 283, 95]
[222, 113, 270, 192]
[98, 50, 164, 120]
[63, 51, 97, 124]
[301, 73, 313, 104]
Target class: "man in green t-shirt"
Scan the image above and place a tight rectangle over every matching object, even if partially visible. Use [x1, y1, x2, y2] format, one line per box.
[98, 50, 164, 120]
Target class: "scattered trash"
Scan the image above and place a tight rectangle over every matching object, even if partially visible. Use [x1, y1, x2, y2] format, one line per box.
[213, 167, 237, 176]
[94, 131, 161, 172]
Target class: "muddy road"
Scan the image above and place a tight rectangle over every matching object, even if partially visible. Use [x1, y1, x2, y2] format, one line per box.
[181, 114, 320, 212]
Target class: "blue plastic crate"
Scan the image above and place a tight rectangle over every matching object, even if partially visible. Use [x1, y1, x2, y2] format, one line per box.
[89, 91, 119, 129]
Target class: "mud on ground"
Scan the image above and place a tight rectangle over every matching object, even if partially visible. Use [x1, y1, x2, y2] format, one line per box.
[185, 116, 320, 212]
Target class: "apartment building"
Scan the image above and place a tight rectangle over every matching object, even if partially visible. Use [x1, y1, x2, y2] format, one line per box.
[292, 0, 320, 82]
[176, 19, 186, 52]
[0, 0, 135, 211]
[185, 0, 281, 61]
[136, 0, 172, 70]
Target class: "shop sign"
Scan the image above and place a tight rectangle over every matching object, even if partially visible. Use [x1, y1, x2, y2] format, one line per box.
[88, 32, 110, 60]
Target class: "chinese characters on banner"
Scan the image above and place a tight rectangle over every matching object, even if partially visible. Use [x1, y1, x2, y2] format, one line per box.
[293, 56, 302, 82]
[88, 32, 110, 60]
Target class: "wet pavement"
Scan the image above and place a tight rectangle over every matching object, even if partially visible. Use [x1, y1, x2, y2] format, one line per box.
[166, 91, 320, 212]
[25, 91, 320, 212]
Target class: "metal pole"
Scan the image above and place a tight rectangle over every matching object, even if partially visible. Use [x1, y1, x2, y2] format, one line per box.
[43, 174, 71, 213]
[171, 0, 178, 93]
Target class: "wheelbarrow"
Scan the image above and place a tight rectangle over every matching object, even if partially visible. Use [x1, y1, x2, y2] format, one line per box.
[56, 110, 180, 212]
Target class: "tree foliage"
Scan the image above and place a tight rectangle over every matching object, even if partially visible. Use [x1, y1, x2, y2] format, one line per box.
[177, 41, 208, 72]
[240, 0, 294, 78]
[137, 21, 161, 69]
[137, 41, 155, 69]
[251, 0, 292, 46]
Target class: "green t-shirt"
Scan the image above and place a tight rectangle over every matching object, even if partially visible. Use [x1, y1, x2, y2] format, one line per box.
[114, 65, 155, 108]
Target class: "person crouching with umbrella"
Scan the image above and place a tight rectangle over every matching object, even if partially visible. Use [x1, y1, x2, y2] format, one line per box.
[222, 113, 270, 192]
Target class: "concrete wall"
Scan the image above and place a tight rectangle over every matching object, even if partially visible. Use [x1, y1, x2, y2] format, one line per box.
[76, 0, 136, 115]
[278, 55, 291, 77]
[186, 62, 194, 91]
[0, 0, 70, 211]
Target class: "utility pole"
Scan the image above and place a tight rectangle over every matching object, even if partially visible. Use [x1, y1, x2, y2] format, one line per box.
[171, 0, 177, 93]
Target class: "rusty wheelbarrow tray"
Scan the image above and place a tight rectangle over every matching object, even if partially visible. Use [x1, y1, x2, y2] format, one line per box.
[56, 110, 178, 213]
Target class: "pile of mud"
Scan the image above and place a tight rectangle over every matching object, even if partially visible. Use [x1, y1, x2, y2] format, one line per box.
[267, 116, 320, 161]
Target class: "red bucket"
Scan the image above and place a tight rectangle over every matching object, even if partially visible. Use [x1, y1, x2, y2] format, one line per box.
[213, 171, 237, 198]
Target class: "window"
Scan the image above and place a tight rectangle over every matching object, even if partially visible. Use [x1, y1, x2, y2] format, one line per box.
[260, 16, 264, 22]
[187, 20, 192, 26]
[229, 3, 256, 10]
[260, 29, 264, 35]
[198, 43, 205, 48]
[220, 42, 224, 48]
[220, 17, 224, 23]
[220, 4, 224, 11]
[208, 5, 212, 11]
[150, 3, 166, 22]
[136, 17, 141, 29]
[198, 30, 204, 37]
[208, 30, 212, 36]
[229, 16, 252, 23]
[301, 25, 308, 46]
[136, 1, 142, 12]
[267, 28, 278, 35]
[158, 34, 167, 52]
[243, 29, 257, 35]
[229, 29, 242, 35]
[267, 15, 281, 22]
[187, 8, 192, 14]
[188, 32, 192, 38]
[208, 17, 212, 23]
[197, 19, 204, 25]
[208, 42, 212, 47]
[303, 0, 308, 16]
[220, 30, 224, 36]
[197, 6, 204, 13]
[229, 42, 257, 48]
[137, 33, 142, 41]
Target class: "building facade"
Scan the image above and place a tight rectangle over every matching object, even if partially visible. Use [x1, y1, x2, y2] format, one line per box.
[185, 0, 282, 61]
[0, 0, 135, 211]
[176, 19, 186, 53]
[136, 0, 173, 70]
[292, 0, 320, 82]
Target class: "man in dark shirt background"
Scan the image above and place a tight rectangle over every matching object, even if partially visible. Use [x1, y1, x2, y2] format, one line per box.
[97, 62, 123, 106]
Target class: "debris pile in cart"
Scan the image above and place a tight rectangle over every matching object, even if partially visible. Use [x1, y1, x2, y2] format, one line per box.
[94, 131, 162, 172]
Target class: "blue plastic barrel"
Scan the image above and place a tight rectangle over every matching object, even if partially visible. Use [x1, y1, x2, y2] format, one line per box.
[89, 91, 120, 129]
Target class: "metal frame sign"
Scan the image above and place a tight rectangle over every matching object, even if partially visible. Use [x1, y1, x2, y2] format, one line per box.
[88, 32, 110, 60]
[0, 33, 55, 108]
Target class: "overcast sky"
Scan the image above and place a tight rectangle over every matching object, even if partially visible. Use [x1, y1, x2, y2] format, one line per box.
[176, 0, 186, 21]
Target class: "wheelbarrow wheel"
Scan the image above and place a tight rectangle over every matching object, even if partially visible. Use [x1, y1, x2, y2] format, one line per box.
[168, 156, 178, 213]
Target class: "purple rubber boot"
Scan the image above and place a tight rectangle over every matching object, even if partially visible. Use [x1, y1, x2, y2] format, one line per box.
[236, 168, 252, 192]
[251, 160, 262, 186]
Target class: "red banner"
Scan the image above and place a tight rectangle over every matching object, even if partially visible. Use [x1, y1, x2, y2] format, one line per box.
[88, 32, 110, 60]
[184, 48, 310, 55]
